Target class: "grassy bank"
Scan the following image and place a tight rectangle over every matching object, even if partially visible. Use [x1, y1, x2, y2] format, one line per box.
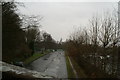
[65, 54, 76, 78]
[70, 57, 87, 78]
[65, 51, 87, 78]
[23, 51, 50, 65]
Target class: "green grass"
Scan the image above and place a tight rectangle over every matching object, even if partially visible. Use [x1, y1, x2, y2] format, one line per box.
[65, 54, 76, 78]
[24, 53, 47, 65]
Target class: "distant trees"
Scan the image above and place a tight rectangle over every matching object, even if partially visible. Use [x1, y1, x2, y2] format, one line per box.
[35, 32, 62, 51]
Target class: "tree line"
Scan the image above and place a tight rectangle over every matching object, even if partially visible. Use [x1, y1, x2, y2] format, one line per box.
[2, 1, 62, 63]
[64, 10, 120, 77]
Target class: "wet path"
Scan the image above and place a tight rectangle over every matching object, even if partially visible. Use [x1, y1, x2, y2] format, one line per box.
[26, 51, 68, 78]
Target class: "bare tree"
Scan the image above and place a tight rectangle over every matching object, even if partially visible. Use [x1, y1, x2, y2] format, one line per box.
[89, 15, 100, 46]
[69, 27, 90, 45]
[89, 15, 100, 66]
[96, 11, 119, 74]
[20, 15, 43, 30]
[19, 15, 43, 55]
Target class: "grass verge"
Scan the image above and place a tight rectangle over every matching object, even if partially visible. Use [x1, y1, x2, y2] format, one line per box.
[65, 54, 76, 78]
[70, 57, 87, 78]
[23, 53, 47, 65]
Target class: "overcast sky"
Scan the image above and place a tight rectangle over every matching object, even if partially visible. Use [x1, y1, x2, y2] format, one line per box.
[17, 2, 117, 41]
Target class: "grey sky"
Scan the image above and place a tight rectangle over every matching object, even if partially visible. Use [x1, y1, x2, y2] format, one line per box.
[18, 2, 117, 41]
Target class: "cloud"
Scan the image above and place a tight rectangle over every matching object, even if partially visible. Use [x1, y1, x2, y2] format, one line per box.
[18, 2, 117, 41]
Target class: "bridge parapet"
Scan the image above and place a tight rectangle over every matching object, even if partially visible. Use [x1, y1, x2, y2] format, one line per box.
[0, 61, 53, 78]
